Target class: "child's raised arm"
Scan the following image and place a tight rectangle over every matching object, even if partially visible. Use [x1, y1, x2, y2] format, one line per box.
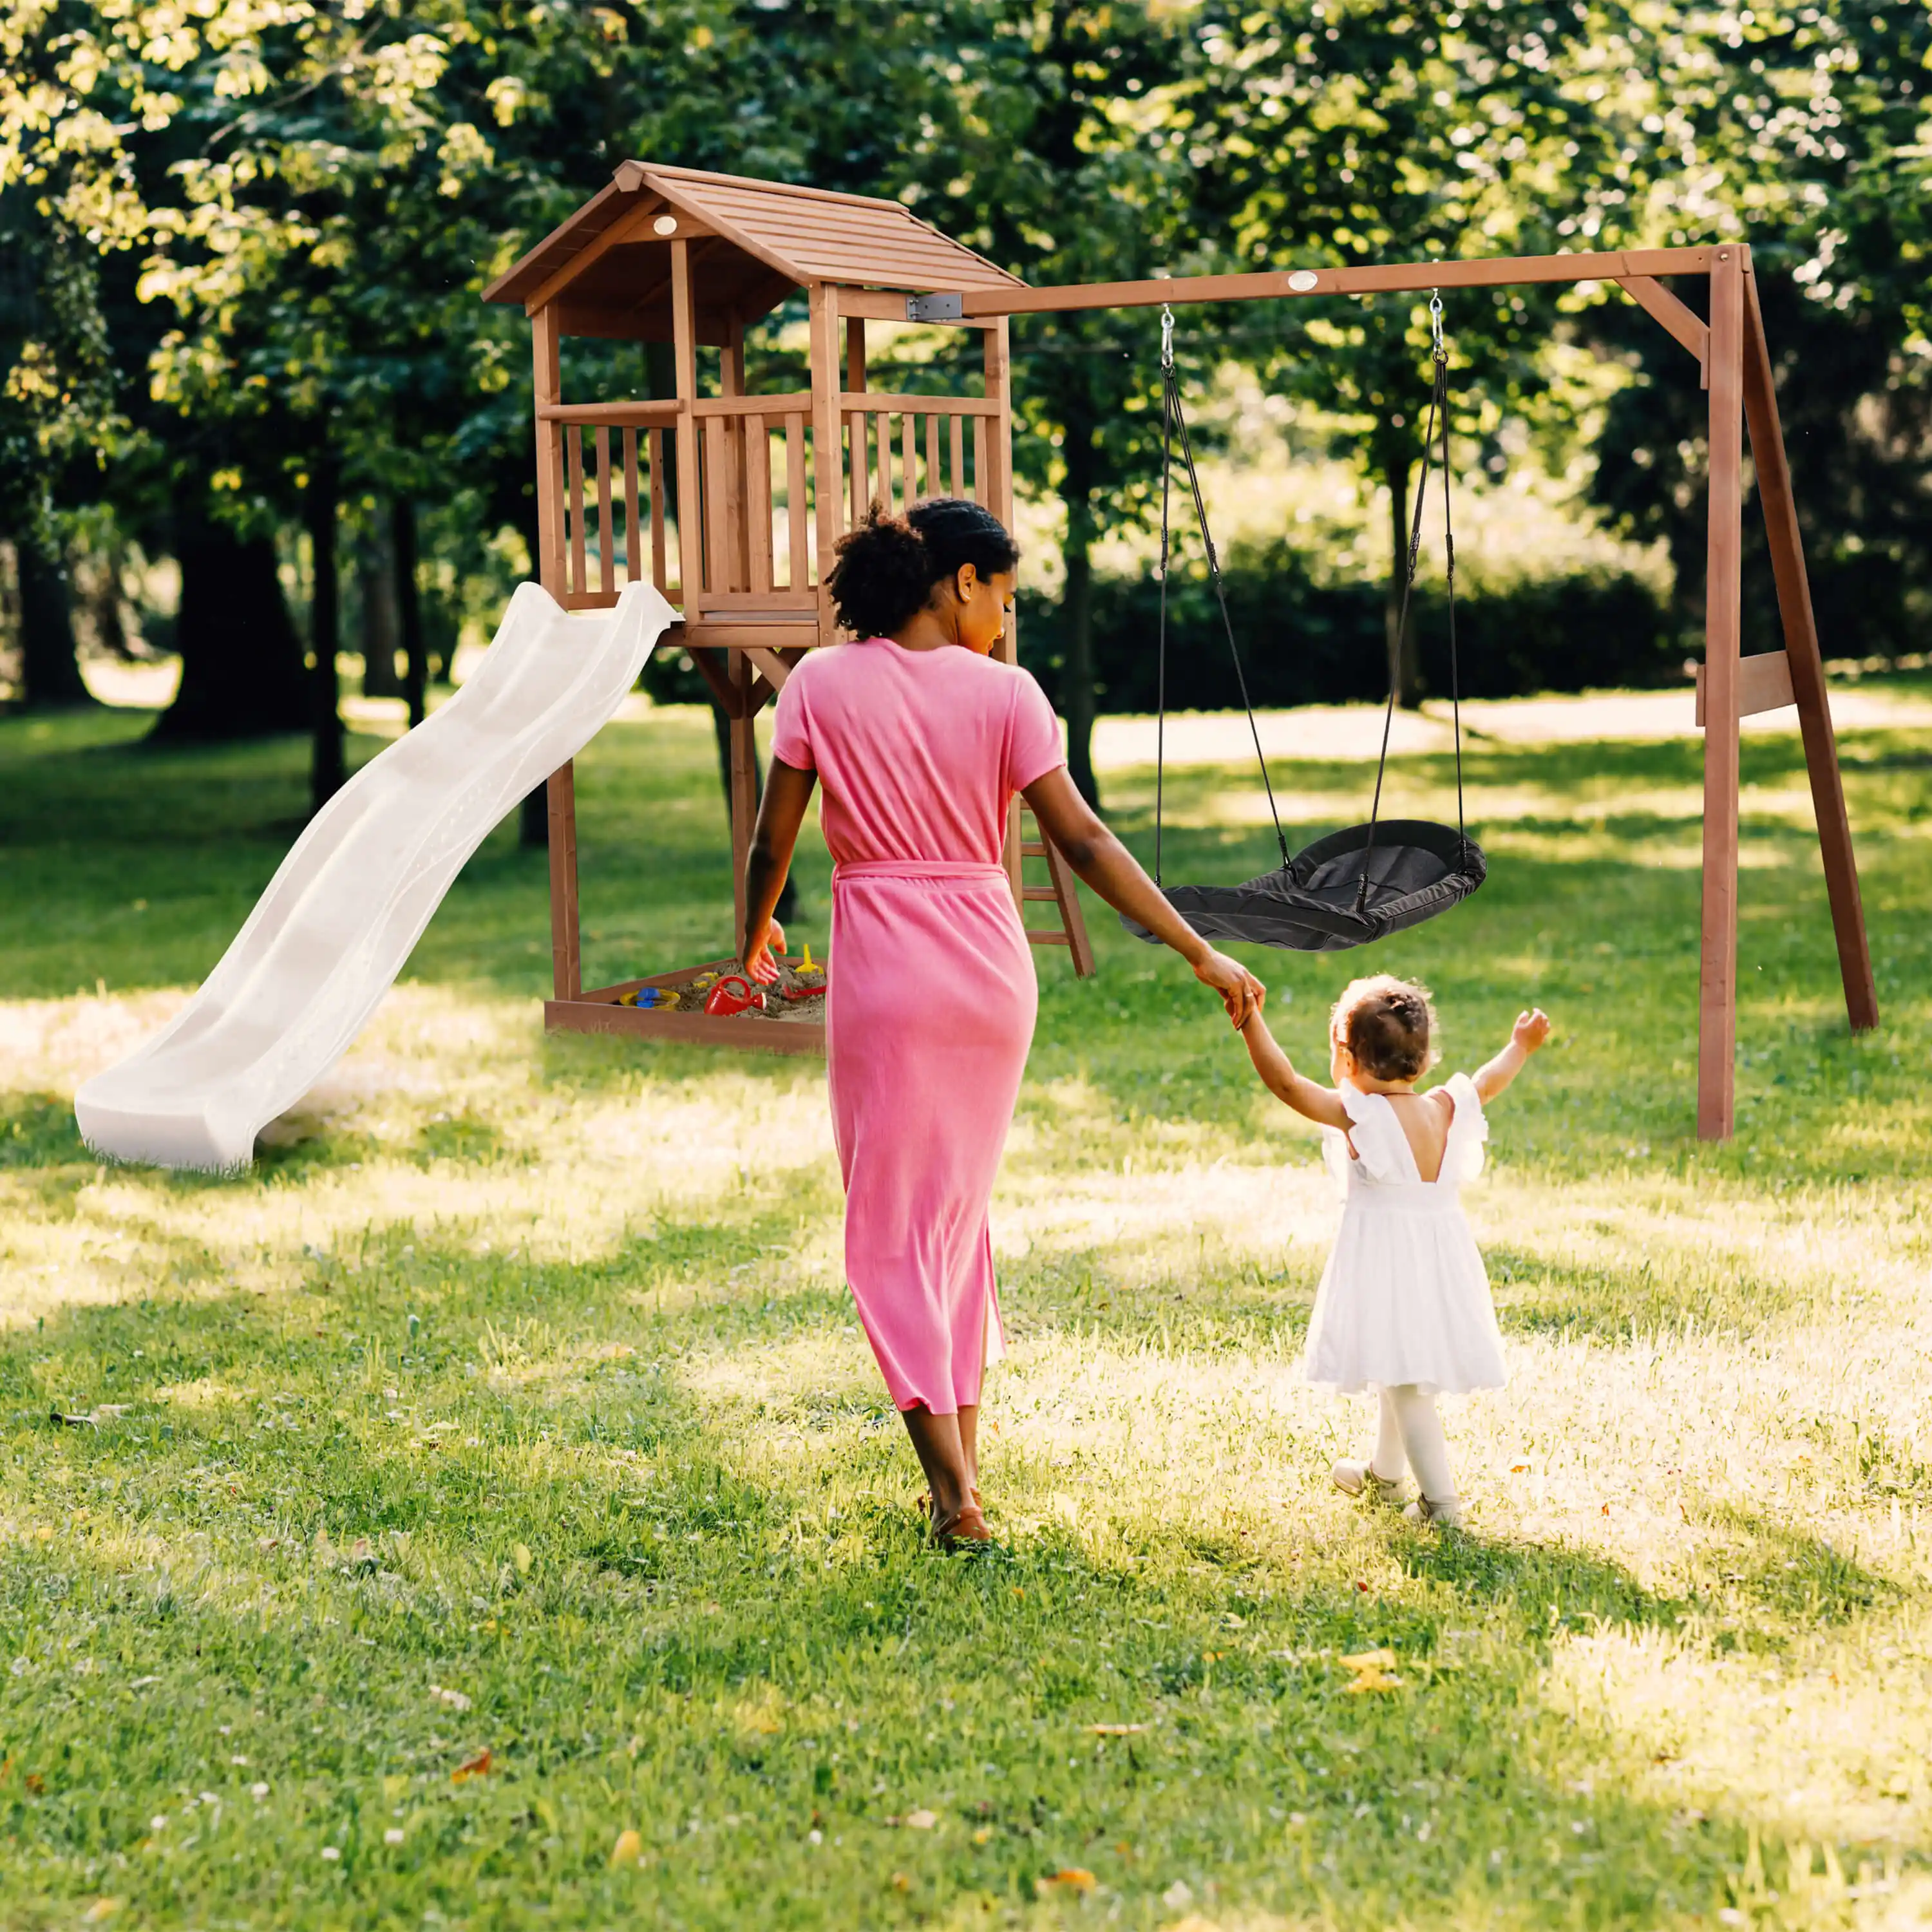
[1240, 1011, 1351, 1130]
[1473, 1008, 1551, 1104]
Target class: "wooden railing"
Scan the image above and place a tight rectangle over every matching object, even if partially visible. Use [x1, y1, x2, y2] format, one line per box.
[544, 388, 1001, 620]
[840, 393, 998, 526]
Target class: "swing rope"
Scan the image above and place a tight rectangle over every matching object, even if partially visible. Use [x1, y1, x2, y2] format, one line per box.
[1155, 305, 1292, 877]
[1356, 292, 1468, 909]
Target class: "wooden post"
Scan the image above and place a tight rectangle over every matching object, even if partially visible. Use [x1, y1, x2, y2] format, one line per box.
[846, 316, 867, 530]
[983, 317, 1024, 900]
[730, 651, 758, 947]
[1698, 247, 1747, 1141]
[808, 284, 843, 639]
[532, 303, 581, 1001]
[1741, 270, 1879, 1033]
[670, 240, 703, 603]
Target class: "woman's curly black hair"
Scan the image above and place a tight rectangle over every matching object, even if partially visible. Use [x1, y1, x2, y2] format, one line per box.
[824, 497, 1020, 639]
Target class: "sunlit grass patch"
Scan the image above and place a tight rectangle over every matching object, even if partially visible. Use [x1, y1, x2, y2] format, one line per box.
[2, 696, 1931, 1926]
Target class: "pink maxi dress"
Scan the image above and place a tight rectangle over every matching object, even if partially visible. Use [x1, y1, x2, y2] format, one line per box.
[770, 636, 1066, 1415]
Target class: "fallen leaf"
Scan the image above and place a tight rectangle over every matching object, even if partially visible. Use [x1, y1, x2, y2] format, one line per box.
[82, 1900, 123, 1923]
[889, 1871, 911, 1891]
[1038, 1868, 1096, 1893]
[1086, 1723, 1146, 1737]
[1345, 1669, 1401, 1694]
[1338, 1649, 1397, 1672]
[451, 1749, 492, 1783]
[512, 1543, 532, 1576]
[904, 1808, 938, 1830]
[24, 1774, 44, 1795]
[609, 1827, 643, 1868]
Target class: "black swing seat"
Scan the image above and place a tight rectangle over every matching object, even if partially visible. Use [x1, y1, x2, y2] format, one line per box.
[1121, 819, 1485, 953]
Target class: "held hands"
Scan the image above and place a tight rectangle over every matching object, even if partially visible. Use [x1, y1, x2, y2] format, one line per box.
[1193, 947, 1265, 1029]
[1513, 1008, 1552, 1053]
[743, 916, 786, 985]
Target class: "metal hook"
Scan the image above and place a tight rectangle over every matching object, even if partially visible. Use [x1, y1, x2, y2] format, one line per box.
[1430, 289, 1446, 363]
[1160, 303, 1175, 372]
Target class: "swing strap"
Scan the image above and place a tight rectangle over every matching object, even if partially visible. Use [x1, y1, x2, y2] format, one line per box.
[1153, 306, 1291, 882]
[1356, 296, 1468, 909]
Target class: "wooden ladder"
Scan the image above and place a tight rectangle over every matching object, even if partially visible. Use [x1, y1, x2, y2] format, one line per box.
[1012, 804, 1096, 977]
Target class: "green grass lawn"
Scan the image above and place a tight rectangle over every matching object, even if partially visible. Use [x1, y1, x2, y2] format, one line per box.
[2, 694, 1930, 1930]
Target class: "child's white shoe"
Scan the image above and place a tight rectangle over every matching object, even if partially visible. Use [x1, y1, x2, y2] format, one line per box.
[1331, 1459, 1412, 1506]
[1403, 1495, 1466, 1529]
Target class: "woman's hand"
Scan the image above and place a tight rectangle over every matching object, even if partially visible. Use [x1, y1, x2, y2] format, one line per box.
[743, 916, 786, 985]
[1193, 947, 1265, 1028]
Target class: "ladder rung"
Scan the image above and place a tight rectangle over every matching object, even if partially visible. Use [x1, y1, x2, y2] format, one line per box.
[1021, 886, 1059, 901]
[1020, 842, 1047, 857]
[1026, 929, 1071, 946]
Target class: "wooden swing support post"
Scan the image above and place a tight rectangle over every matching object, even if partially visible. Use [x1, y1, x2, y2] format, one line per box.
[953, 240, 1876, 1141]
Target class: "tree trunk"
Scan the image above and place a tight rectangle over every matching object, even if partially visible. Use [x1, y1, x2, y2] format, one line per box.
[151, 506, 308, 741]
[514, 487, 549, 849]
[15, 533, 95, 708]
[357, 518, 403, 697]
[1385, 453, 1422, 709]
[307, 454, 345, 815]
[394, 497, 426, 728]
[1059, 412, 1101, 809]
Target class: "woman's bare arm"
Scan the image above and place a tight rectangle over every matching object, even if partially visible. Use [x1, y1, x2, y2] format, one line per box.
[741, 756, 818, 981]
[1238, 1011, 1352, 1129]
[1021, 766, 1264, 1028]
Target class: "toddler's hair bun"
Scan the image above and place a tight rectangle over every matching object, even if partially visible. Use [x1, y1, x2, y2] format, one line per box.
[1332, 974, 1439, 1082]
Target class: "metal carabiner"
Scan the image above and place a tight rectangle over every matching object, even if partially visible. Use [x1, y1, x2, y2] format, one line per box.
[1160, 303, 1175, 372]
[1429, 289, 1446, 364]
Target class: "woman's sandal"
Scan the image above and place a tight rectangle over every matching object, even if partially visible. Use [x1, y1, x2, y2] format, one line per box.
[929, 1499, 992, 1549]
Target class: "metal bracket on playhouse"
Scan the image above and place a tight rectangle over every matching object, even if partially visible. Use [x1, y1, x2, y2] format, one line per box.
[905, 291, 965, 322]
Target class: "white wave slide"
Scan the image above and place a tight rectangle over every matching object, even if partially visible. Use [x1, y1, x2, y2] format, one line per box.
[76, 580, 676, 1172]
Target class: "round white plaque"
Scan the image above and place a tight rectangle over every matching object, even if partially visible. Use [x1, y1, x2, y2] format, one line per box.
[1287, 269, 1320, 292]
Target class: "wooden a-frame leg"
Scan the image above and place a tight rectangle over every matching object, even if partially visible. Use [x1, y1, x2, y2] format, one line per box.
[547, 761, 582, 1001]
[1698, 248, 1747, 1142]
[1740, 272, 1878, 1034]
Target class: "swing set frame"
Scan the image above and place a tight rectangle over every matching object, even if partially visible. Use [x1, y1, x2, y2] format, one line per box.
[489, 163, 1871, 1141]
[956, 241, 1875, 1142]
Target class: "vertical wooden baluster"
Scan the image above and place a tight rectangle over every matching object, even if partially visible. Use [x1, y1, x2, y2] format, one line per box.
[565, 426, 587, 597]
[949, 415, 965, 498]
[649, 428, 668, 593]
[723, 319, 752, 592]
[876, 412, 893, 512]
[925, 415, 941, 499]
[705, 415, 732, 594]
[971, 415, 988, 507]
[785, 413, 808, 592]
[595, 427, 614, 598]
[748, 415, 773, 593]
[622, 428, 641, 585]
[903, 413, 918, 509]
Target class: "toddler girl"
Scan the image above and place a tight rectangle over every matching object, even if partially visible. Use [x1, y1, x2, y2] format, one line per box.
[1238, 976, 1549, 1527]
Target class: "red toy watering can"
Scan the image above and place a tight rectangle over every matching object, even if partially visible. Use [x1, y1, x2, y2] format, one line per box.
[703, 974, 765, 1018]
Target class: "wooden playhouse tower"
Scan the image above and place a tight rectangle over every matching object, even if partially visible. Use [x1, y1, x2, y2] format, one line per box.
[482, 162, 1095, 1057]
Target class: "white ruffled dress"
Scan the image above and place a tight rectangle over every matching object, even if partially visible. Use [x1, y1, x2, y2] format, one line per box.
[1302, 1074, 1507, 1396]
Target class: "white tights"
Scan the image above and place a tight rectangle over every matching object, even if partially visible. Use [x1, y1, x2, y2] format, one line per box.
[1370, 1384, 1457, 1505]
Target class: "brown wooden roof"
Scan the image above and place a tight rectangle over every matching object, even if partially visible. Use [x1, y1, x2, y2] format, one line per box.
[481, 163, 1023, 342]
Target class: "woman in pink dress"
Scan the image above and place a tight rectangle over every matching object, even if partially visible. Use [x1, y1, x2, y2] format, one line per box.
[742, 500, 1262, 1545]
